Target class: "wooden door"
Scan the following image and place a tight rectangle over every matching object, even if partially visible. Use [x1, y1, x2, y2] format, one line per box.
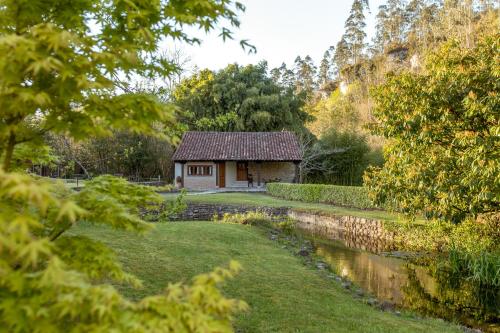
[236, 162, 248, 181]
[218, 162, 225, 188]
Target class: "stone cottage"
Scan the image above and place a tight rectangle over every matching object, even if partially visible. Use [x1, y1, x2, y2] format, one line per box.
[172, 131, 302, 190]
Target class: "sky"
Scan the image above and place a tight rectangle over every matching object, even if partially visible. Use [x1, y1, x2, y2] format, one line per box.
[180, 0, 386, 71]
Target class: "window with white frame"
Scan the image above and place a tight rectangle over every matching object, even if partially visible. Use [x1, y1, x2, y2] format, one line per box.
[187, 165, 213, 176]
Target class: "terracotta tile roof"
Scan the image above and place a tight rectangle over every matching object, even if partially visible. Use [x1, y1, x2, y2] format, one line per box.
[173, 131, 302, 161]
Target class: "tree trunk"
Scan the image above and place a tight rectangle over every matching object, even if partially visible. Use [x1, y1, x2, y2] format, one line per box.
[3, 131, 16, 172]
[74, 159, 90, 178]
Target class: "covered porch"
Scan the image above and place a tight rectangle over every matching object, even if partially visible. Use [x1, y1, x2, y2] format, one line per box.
[174, 160, 300, 190]
[172, 132, 302, 191]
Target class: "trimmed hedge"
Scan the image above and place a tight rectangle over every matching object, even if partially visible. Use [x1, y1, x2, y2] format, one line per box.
[266, 183, 376, 209]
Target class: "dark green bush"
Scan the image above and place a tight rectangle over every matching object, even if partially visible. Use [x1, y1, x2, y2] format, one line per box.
[266, 183, 375, 209]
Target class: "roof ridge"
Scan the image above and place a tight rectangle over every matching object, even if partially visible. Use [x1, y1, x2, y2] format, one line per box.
[184, 131, 294, 134]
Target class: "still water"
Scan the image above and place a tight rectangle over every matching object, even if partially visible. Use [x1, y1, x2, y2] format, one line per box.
[313, 238, 435, 304]
[301, 231, 500, 332]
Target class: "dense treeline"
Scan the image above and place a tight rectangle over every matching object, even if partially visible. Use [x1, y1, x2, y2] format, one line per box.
[169, 0, 498, 187]
[42, 0, 498, 189]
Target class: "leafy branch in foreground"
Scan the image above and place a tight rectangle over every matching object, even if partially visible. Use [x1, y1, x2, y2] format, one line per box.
[0, 170, 248, 332]
[0, 0, 252, 171]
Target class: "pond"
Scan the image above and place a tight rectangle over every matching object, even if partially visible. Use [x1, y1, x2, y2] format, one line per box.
[300, 230, 500, 332]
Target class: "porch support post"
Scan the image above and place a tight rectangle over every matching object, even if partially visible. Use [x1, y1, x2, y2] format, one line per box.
[180, 162, 185, 188]
[293, 161, 300, 183]
[256, 161, 262, 187]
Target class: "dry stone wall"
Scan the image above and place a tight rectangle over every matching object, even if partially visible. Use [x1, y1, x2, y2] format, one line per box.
[169, 203, 289, 221]
[169, 203, 394, 251]
[288, 210, 395, 253]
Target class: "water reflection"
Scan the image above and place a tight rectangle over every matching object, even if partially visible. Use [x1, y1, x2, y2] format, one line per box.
[296, 220, 395, 254]
[314, 238, 435, 304]
[403, 267, 499, 331]
[302, 232, 500, 332]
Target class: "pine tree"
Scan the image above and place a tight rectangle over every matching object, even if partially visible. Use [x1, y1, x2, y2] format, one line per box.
[388, 0, 409, 48]
[373, 4, 390, 54]
[343, 0, 370, 64]
[437, 0, 477, 48]
[406, 0, 440, 50]
[333, 36, 351, 73]
[271, 62, 296, 90]
[293, 55, 317, 95]
[318, 48, 333, 86]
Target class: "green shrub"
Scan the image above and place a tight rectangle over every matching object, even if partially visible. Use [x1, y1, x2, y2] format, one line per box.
[213, 212, 296, 233]
[445, 248, 500, 288]
[267, 183, 375, 209]
[385, 214, 500, 288]
[276, 217, 296, 234]
[214, 211, 271, 227]
[385, 214, 500, 254]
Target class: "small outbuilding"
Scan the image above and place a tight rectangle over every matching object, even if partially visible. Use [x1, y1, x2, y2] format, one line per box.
[172, 131, 302, 190]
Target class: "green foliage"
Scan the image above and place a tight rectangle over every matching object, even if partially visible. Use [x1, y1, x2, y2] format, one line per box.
[446, 247, 500, 288]
[0, 0, 253, 330]
[275, 217, 297, 234]
[74, 175, 163, 230]
[307, 86, 361, 136]
[213, 211, 296, 232]
[160, 188, 188, 220]
[0, 0, 250, 171]
[365, 35, 500, 223]
[173, 62, 311, 133]
[0, 170, 247, 332]
[305, 128, 374, 186]
[11, 142, 59, 171]
[267, 183, 375, 209]
[213, 211, 271, 227]
[386, 214, 499, 253]
[386, 212, 500, 288]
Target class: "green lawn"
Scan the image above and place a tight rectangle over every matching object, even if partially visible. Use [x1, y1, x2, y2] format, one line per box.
[163, 192, 400, 221]
[72, 222, 461, 333]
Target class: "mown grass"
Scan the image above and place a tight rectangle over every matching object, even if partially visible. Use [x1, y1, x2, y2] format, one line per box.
[162, 192, 402, 221]
[71, 222, 462, 333]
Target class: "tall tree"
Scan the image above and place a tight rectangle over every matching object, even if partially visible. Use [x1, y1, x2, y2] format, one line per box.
[372, 4, 391, 54]
[436, 0, 478, 48]
[318, 47, 334, 86]
[293, 55, 318, 96]
[173, 62, 311, 133]
[333, 36, 351, 75]
[271, 62, 296, 90]
[365, 35, 499, 223]
[343, 0, 370, 64]
[406, 0, 440, 50]
[373, 0, 409, 52]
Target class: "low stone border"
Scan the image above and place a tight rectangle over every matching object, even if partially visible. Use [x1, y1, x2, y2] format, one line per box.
[169, 203, 289, 221]
[167, 203, 393, 248]
[288, 210, 395, 253]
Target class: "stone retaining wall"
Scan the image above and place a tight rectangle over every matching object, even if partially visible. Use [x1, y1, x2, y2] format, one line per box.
[169, 203, 289, 221]
[168, 203, 394, 251]
[288, 210, 395, 252]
